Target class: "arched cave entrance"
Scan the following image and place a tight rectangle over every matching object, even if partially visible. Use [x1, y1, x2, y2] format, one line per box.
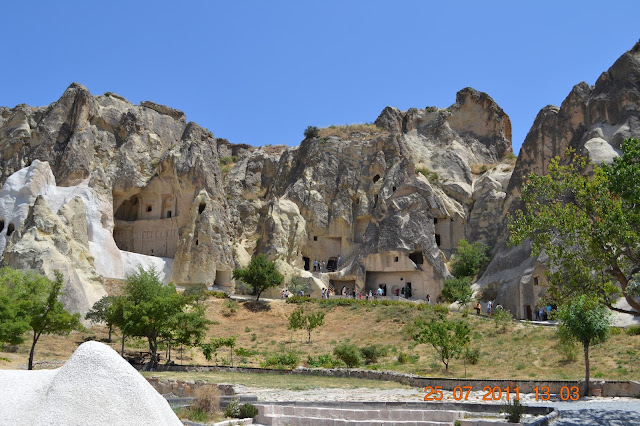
[114, 195, 140, 221]
[112, 192, 179, 258]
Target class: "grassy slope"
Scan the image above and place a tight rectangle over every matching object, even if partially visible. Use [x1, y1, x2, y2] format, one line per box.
[1, 298, 638, 381]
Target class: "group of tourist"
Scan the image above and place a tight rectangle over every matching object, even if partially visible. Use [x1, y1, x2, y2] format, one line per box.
[393, 287, 411, 299]
[312, 256, 341, 273]
[473, 300, 502, 316]
[534, 305, 553, 321]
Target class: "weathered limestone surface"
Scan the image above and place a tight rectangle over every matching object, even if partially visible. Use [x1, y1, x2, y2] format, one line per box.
[0, 84, 234, 313]
[2, 196, 106, 320]
[3, 42, 639, 320]
[478, 42, 640, 319]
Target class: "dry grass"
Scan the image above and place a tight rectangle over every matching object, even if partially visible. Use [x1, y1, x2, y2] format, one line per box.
[142, 371, 412, 390]
[2, 299, 638, 382]
[470, 163, 498, 175]
[318, 124, 389, 141]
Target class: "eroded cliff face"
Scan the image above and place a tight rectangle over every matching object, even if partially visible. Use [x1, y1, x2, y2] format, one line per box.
[478, 42, 640, 320]
[6, 43, 638, 317]
[224, 88, 514, 299]
[0, 84, 234, 308]
[0, 81, 516, 309]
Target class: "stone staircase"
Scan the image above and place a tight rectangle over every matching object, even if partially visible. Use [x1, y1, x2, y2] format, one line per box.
[254, 404, 463, 425]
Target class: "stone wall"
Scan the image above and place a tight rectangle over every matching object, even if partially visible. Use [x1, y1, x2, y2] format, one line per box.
[142, 365, 640, 398]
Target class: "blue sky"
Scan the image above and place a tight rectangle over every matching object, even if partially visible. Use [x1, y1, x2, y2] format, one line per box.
[0, 1, 638, 153]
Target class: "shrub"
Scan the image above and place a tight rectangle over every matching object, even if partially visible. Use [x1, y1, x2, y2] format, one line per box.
[219, 156, 238, 165]
[504, 152, 517, 164]
[416, 167, 440, 185]
[625, 324, 640, 336]
[223, 299, 238, 316]
[556, 336, 578, 362]
[192, 384, 220, 416]
[304, 126, 319, 139]
[463, 347, 480, 365]
[224, 398, 241, 418]
[287, 276, 311, 296]
[207, 290, 229, 299]
[239, 403, 259, 419]
[397, 351, 410, 364]
[261, 352, 299, 369]
[492, 307, 513, 333]
[360, 344, 388, 364]
[333, 343, 362, 368]
[501, 397, 525, 423]
[183, 284, 209, 303]
[307, 353, 343, 368]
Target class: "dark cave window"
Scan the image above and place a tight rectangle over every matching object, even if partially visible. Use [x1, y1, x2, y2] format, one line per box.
[195, 239, 199, 246]
[313, 236, 318, 241]
[433, 218, 438, 224]
[0, 219, 4, 232]
[394, 256, 399, 262]
[6, 223, 15, 237]
[435, 234, 441, 247]
[146, 205, 152, 212]
[373, 174, 380, 182]
[198, 203, 206, 214]
[166, 211, 172, 218]
[392, 186, 396, 192]
[409, 251, 424, 265]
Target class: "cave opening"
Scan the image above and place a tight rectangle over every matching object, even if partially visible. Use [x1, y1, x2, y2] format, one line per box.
[198, 202, 206, 214]
[373, 174, 380, 182]
[6, 223, 15, 237]
[409, 251, 424, 265]
[114, 195, 140, 221]
[0, 219, 4, 232]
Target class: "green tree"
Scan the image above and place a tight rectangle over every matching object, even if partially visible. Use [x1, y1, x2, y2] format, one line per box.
[304, 125, 319, 139]
[202, 336, 236, 366]
[85, 295, 115, 341]
[441, 277, 473, 308]
[451, 239, 490, 278]
[288, 306, 325, 343]
[232, 254, 283, 301]
[412, 317, 470, 370]
[171, 304, 210, 363]
[117, 266, 207, 369]
[0, 268, 31, 346]
[509, 138, 640, 315]
[183, 284, 210, 305]
[0, 268, 83, 370]
[556, 295, 611, 396]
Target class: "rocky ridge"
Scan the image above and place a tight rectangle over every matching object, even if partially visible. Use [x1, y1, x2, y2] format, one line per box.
[1, 42, 639, 320]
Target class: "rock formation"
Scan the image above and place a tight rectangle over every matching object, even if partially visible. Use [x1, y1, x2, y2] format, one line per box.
[477, 41, 640, 320]
[1, 42, 639, 321]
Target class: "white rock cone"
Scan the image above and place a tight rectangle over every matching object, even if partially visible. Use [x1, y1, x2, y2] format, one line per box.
[0, 341, 182, 426]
